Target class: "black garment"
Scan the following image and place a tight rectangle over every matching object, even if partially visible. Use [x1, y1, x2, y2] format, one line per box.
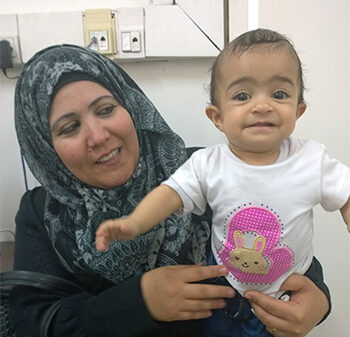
[11, 187, 203, 337]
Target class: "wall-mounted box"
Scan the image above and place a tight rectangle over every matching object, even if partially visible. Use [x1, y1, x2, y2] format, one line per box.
[83, 9, 116, 56]
[18, 12, 84, 63]
[114, 7, 145, 59]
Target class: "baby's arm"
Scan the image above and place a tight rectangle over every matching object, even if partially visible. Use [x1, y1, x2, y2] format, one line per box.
[340, 197, 350, 233]
[95, 185, 183, 251]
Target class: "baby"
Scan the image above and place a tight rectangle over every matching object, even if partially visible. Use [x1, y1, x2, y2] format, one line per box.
[96, 29, 350, 336]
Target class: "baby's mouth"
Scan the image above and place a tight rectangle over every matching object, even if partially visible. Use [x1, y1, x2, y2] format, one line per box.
[249, 122, 275, 127]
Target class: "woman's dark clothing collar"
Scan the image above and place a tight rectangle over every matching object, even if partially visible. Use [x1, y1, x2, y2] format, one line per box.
[14, 44, 210, 283]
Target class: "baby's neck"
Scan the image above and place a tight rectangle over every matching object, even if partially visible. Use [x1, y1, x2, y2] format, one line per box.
[230, 147, 281, 166]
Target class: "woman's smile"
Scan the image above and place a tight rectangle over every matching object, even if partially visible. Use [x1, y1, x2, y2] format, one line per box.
[96, 147, 121, 164]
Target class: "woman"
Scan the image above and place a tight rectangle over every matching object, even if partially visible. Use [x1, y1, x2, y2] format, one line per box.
[11, 44, 330, 337]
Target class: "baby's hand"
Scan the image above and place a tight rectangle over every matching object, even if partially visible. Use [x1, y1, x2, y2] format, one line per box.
[95, 217, 139, 251]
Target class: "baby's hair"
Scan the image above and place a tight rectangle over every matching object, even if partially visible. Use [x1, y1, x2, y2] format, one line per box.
[209, 28, 305, 106]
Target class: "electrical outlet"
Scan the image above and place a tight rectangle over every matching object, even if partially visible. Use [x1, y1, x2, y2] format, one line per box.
[0, 35, 21, 64]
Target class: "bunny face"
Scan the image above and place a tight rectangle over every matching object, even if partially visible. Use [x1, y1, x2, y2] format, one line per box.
[229, 247, 267, 274]
[228, 230, 267, 274]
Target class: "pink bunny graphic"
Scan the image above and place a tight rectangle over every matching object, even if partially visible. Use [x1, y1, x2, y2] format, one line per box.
[217, 206, 293, 284]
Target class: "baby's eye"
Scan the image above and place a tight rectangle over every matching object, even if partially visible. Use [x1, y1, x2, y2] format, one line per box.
[272, 90, 288, 100]
[234, 92, 250, 101]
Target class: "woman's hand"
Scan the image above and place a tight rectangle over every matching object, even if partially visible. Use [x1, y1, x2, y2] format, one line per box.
[245, 274, 329, 337]
[141, 264, 235, 322]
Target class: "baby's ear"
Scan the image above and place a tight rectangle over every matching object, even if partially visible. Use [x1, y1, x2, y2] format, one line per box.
[206, 105, 224, 131]
[296, 103, 306, 119]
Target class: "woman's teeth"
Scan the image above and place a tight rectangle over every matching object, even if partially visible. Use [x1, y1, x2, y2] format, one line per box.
[97, 148, 119, 163]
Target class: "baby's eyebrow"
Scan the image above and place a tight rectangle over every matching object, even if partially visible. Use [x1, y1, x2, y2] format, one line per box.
[227, 76, 254, 91]
[270, 75, 295, 86]
[228, 75, 295, 89]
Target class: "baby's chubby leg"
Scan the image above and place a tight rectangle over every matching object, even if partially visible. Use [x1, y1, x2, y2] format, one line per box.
[95, 216, 142, 251]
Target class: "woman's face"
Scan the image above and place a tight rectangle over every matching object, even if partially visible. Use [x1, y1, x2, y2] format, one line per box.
[49, 80, 140, 189]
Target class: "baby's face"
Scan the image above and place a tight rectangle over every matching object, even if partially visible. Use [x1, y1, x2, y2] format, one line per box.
[208, 45, 306, 165]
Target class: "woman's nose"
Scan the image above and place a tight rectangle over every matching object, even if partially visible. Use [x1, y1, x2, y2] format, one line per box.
[86, 121, 110, 148]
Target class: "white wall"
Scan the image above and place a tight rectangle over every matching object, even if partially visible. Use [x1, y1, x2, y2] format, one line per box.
[0, 1, 349, 336]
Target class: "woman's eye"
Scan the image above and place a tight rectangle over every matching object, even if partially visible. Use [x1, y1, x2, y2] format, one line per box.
[272, 90, 288, 99]
[234, 92, 250, 101]
[97, 105, 116, 116]
[58, 122, 80, 136]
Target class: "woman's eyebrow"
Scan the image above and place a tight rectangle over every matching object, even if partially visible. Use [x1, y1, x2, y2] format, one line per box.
[88, 95, 115, 109]
[50, 95, 116, 132]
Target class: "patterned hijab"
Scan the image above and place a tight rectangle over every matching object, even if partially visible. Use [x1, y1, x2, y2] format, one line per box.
[15, 44, 210, 283]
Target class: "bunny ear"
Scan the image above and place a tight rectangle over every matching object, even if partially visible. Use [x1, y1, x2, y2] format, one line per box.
[253, 236, 266, 253]
[234, 230, 244, 248]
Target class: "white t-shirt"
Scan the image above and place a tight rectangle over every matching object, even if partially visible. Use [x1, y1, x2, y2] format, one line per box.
[163, 137, 350, 298]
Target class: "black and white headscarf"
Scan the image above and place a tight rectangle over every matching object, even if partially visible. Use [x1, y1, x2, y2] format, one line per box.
[15, 44, 210, 283]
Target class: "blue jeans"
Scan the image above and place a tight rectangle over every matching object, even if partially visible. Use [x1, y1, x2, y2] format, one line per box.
[205, 310, 272, 337]
[204, 254, 273, 337]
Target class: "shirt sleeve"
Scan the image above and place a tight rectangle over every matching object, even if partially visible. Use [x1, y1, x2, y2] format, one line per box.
[10, 188, 160, 337]
[162, 153, 208, 216]
[320, 150, 350, 211]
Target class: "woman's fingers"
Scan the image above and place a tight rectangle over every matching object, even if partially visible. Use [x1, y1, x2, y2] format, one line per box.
[180, 298, 227, 312]
[246, 290, 289, 324]
[181, 264, 228, 283]
[140, 265, 235, 322]
[245, 274, 329, 337]
[246, 292, 301, 337]
[246, 290, 289, 319]
[174, 310, 213, 321]
[185, 282, 234, 299]
[175, 264, 235, 299]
